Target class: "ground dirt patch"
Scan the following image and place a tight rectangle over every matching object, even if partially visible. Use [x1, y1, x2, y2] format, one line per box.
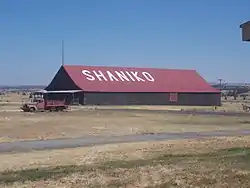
[1, 136, 250, 187]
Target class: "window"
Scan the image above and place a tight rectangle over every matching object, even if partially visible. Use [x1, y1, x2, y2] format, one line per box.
[169, 93, 178, 102]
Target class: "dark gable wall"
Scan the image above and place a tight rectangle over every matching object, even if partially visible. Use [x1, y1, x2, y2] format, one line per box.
[83, 92, 221, 106]
[45, 66, 81, 91]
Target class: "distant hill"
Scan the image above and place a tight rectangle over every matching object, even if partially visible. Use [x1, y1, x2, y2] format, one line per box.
[1, 82, 250, 91]
[0, 85, 46, 90]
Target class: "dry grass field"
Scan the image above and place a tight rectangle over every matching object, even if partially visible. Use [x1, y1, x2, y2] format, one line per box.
[0, 93, 248, 112]
[1, 93, 250, 187]
[0, 136, 250, 187]
[1, 109, 250, 142]
[0, 93, 28, 103]
[0, 93, 250, 142]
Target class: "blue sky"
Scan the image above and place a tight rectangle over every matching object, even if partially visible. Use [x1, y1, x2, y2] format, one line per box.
[0, 0, 250, 85]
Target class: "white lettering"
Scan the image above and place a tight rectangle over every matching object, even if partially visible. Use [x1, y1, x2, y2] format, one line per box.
[130, 71, 145, 82]
[114, 71, 130, 81]
[82, 69, 155, 82]
[93, 70, 107, 81]
[82, 70, 95, 81]
[142, 72, 154, 82]
[106, 71, 119, 81]
[125, 71, 135, 81]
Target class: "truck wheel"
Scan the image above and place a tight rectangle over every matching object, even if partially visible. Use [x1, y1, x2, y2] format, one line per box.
[29, 107, 35, 112]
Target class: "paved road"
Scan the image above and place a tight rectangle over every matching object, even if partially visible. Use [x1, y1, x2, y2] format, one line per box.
[1, 129, 250, 153]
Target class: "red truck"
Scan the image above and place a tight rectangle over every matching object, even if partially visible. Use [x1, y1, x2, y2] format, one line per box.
[21, 98, 69, 112]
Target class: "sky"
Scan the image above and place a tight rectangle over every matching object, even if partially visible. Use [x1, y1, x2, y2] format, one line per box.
[0, 0, 250, 85]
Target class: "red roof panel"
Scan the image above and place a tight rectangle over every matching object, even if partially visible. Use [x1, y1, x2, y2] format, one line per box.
[63, 65, 219, 93]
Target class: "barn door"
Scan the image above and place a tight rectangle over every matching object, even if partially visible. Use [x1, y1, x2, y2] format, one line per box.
[169, 93, 178, 102]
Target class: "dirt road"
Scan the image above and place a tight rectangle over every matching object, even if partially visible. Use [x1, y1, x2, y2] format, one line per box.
[99, 108, 250, 116]
[1, 129, 250, 153]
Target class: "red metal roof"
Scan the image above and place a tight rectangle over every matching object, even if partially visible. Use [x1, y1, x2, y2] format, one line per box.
[62, 65, 219, 93]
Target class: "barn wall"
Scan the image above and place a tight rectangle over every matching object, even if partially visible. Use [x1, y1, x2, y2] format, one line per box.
[83, 92, 221, 106]
[177, 93, 221, 106]
[46, 92, 85, 105]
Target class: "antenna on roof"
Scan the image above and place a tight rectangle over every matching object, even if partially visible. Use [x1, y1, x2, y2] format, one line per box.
[61, 40, 64, 66]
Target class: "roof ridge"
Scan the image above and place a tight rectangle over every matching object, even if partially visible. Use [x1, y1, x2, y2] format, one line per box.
[62, 64, 196, 71]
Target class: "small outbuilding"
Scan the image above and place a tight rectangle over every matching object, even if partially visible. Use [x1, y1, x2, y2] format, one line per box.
[45, 65, 221, 106]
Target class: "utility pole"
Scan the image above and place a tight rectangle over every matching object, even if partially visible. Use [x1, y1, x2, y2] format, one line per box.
[218, 78, 224, 90]
[61, 40, 64, 66]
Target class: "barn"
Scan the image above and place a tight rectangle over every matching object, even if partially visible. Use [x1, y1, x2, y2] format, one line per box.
[45, 65, 221, 106]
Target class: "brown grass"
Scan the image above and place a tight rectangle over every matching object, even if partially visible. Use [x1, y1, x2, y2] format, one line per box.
[1, 109, 250, 142]
[0, 93, 249, 143]
[1, 136, 250, 187]
[91, 102, 244, 112]
[0, 93, 28, 103]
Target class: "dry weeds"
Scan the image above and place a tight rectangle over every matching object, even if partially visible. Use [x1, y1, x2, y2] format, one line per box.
[0, 94, 250, 139]
[1, 136, 250, 187]
[92, 102, 244, 112]
[0, 109, 250, 142]
[0, 93, 28, 103]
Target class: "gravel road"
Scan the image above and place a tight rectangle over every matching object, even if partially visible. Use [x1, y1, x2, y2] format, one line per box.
[1, 129, 250, 153]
